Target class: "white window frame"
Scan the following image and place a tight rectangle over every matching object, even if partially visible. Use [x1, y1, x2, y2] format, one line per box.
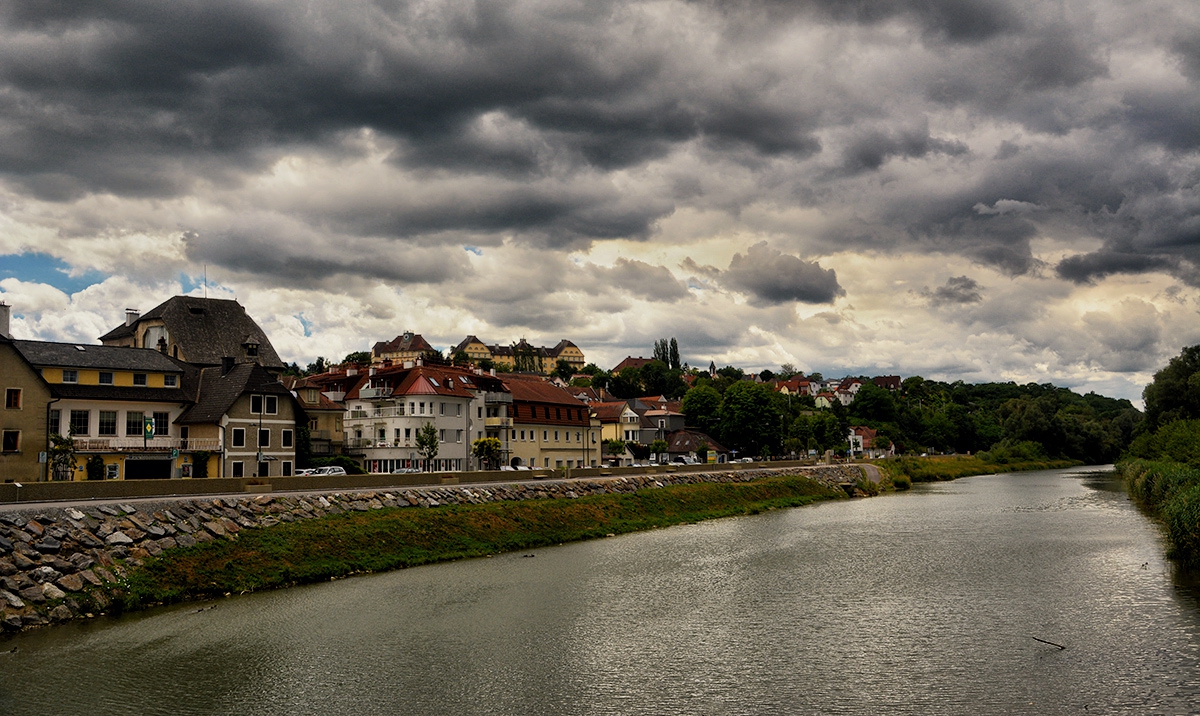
[232, 428, 246, 448]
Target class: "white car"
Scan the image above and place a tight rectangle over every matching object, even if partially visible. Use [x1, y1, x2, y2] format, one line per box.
[312, 466, 348, 476]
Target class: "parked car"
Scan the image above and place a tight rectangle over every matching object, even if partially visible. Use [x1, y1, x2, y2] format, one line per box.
[391, 467, 420, 474]
[312, 466, 347, 476]
[295, 468, 316, 476]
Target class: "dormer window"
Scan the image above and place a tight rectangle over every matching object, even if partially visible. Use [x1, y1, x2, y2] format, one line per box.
[133, 373, 147, 386]
[99, 372, 113, 385]
[62, 370, 78, 383]
[245, 342, 259, 357]
[164, 375, 178, 387]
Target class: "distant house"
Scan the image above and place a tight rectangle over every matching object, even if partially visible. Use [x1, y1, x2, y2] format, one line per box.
[848, 426, 892, 458]
[814, 392, 836, 409]
[451, 336, 586, 375]
[612, 356, 654, 373]
[504, 374, 598, 469]
[873, 375, 902, 391]
[283, 374, 346, 459]
[667, 430, 729, 464]
[371, 331, 437, 365]
[100, 296, 285, 370]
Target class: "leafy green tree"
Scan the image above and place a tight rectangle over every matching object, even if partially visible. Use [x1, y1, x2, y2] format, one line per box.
[452, 350, 471, 366]
[511, 342, 543, 373]
[717, 381, 782, 456]
[778, 363, 800, 379]
[653, 338, 670, 365]
[295, 425, 312, 468]
[695, 441, 709, 463]
[849, 381, 897, 422]
[48, 433, 76, 481]
[649, 439, 669, 461]
[416, 422, 439, 470]
[305, 357, 330, 374]
[472, 437, 503, 470]
[609, 367, 644, 398]
[343, 350, 371, 364]
[191, 450, 211, 478]
[86, 454, 105, 481]
[669, 338, 681, 370]
[640, 360, 686, 398]
[579, 363, 603, 375]
[682, 385, 721, 434]
[604, 439, 627, 460]
[1143, 345, 1200, 431]
[554, 359, 576, 382]
[758, 369, 775, 382]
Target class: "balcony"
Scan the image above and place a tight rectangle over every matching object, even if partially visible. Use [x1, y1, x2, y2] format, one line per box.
[483, 391, 513, 404]
[72, 437, 222, 452]
[345, 437, 412, 450]
[484, 417, 513, 428]
[358, 387, 393, 399]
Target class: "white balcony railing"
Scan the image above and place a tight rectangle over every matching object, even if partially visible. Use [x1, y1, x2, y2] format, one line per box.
[73, 437, 222, 452]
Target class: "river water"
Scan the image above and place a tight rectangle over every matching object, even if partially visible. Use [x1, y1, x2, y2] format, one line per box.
[2, 466, 1199, 715]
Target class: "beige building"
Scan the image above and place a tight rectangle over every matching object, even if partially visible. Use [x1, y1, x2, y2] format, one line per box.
[1, 313, 54, 482]
[451, 337, 587, 375]
[504, 376, 600, 468]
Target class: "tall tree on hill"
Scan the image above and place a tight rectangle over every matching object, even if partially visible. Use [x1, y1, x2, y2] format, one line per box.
[717, 381, 782, 456]
[1142, 344, 1200, 432]
[653, 338, 670, 365]
[609, 367, 644, 398]
[343, 350, 370, 364]
[682, 385, 721, 434]
[669, 338, 680, 370]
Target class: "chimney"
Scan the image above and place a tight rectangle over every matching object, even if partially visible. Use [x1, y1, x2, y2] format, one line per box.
[403, 360, 414, 369]
[157, 336, 168, 354]
[0, 302, 9, 339]
[221, 357, 235, 375]
[125, 308, 140, 326]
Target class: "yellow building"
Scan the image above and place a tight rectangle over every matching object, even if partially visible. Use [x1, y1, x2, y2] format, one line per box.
[1, 325, 55, 482]
[451, 336, 587, 375]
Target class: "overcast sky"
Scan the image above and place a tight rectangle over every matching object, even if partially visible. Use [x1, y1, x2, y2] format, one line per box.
[1, 0, 1198, 403]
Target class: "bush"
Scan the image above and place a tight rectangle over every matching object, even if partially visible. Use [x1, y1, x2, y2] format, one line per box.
[1120, 459, 1200, 569]
[86, 454, 105, 481]
[978, 440, 1047, 464]
[892, 474, 911, 490]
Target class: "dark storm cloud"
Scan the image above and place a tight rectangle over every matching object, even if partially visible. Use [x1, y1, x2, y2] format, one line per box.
[920, 276, 984, 306]
[1055, 252, 1182, 285]
[791, 0, 1020, 42]
[722, 242, 844, 305]
[840, 125, 968, 173]
[601, 259, 690, 302]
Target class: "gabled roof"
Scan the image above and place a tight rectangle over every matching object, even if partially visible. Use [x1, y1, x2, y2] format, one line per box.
[372, 332, 434, 355]
[667, 429, 728, 455]
[99, 296, 284, 369]
[873, 375, 902, 390]
[177, 363, 294, 424]
[589, 400, 637, 422]
[613, 356, 653, 373]
[503, 374, 587, 406]
[14, 339, 188, 372]
[548, 339, 580, 356]
[453, 335, 486, 354]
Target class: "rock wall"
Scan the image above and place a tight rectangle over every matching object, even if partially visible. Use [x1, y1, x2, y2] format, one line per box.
[0, 465, 866, 633]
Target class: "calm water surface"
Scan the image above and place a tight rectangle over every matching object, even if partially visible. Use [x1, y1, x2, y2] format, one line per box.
[2, 467, 1199, 715]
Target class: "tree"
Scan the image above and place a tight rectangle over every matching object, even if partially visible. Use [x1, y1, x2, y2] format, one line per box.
[343, 350, 371, 364]
[416, 422, 439, 470]
[472, 437, 503, 470]
[86, 454, 105, 481]
[609, 367, 644, 398]
[716, 381, 782, 456]
[511, 342, 543, 373]
[641, 360, 686, 398]
[778, 363, 800, 379]
[808, 371, 824, 382]
[649, 439, 669, 461]
[295, 425, 312, 468]
[1143, 345, 1200, 431]
[669, 338, 680, 370]
[48, 432, 76, 481]
[191, 450, 211, 478]
[695, 440, 709, 463]
[554, 359, 576, 382]
[682, 385, 721, 434]
[849, 381, 898, 423]
[758, 369, 775, 382]
[305, 356, 330, 374]
[452, 350, 471, 366]
[604, 439, 626, 460]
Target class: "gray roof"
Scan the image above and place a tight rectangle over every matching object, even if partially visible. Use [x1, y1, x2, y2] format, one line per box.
[177, 363, 298, 424]
[99, 296, 285, 369]
[13, 340, 186, 372]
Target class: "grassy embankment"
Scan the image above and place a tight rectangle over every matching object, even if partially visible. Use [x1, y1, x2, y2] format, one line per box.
[1118, 461, 1200, 570]
[873, 454, 1081, 489]
[117, 473, 840, 611]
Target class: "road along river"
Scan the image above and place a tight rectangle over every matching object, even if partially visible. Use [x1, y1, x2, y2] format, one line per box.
[1, 466, 1198, 715]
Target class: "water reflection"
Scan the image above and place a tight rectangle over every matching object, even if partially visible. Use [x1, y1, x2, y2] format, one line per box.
[2, 466, 1199, 715]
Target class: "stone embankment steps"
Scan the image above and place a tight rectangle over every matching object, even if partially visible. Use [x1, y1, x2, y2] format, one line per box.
[0, 465, 868, 633]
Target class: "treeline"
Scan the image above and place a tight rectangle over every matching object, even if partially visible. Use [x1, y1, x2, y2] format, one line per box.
[1117, 345, 1200, 569]
[675, 372, 1140, 463]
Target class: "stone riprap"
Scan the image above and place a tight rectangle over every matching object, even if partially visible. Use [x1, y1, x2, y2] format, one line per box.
[0, 465, 866, 633]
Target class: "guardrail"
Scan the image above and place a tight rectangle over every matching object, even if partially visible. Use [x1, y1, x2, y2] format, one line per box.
[71, 437, 222, 452]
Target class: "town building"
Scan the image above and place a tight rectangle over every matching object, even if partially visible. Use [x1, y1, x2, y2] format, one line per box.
[1, 306, 54, 483]
[371, 332, 437, 365]
[452, 337, 587, 375]
[283, 375, 345, 459]
[504, 375, 598, 468]
[99, 296, 285, 370]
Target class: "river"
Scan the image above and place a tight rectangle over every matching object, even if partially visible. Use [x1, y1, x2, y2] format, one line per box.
[2, 466, 1199, 715]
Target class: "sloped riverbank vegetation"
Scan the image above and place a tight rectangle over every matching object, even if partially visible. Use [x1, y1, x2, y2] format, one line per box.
[118, 473, 843, 610]
[874, 453, 1081, 484]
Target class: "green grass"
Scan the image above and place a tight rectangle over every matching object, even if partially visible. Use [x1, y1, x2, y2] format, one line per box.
[873, 455, 1080, 483]
[114, 473, 841, 610]
[1119, 459, 1200, 570]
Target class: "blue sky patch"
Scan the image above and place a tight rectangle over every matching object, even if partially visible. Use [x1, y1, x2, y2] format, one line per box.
[0, 253, 105, 294]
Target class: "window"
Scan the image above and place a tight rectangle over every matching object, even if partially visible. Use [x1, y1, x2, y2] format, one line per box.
[544, 407, 550, 419]
[232, 428, 246, 448]
[521, 430, 526, 440]
[456, 430, 463, 443]
[405, 427, 411, 440]
[543, 430, 548, 442]
[478, 407, 483, 418]
[265, 396, 278, 415]
[251, 395, 263, 414]
[439, 429, 446, 442]
[282, 461, 292, 476]
[554, 430, 559, 441]
[282, 429, 294, 448]
[154, 412, 169, 436]
[411, 402, 416, 415]
[4, 389, 19, 409]
[48, 409, 60, 435]
[232, 461, 244, 477]
[511, 430, 516, 440]
[394, 428, 402, 442]
[439, 402, 445, 415]
[133, 373, 147, 386]
[62, 370, 78, 383]
[576, 432, 581, 443]
[1, 431, 18, 453]
[544, 458, 550, 467]
[259, 428, 270, 448]
[98, 411, 118, 436]
[246, 344, 259, 357]
[556, 408, 561, 420]
[126, 411, 144, 436]
[309, 418, 318, 431]
[378, 428, 386, 441]
[257, 461, 269, 476]
[98, 372, 113, 385]
[164, 374, 178, 387]
[69, 410, 89, 436]
[419, 402, 425, 414]
[456, 404, 461, 417]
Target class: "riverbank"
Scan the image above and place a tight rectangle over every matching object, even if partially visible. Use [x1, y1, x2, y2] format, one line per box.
[1117, 459, 1200, 570]
[0, 466, 858, 633]
[873, 455, 1081, 486]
